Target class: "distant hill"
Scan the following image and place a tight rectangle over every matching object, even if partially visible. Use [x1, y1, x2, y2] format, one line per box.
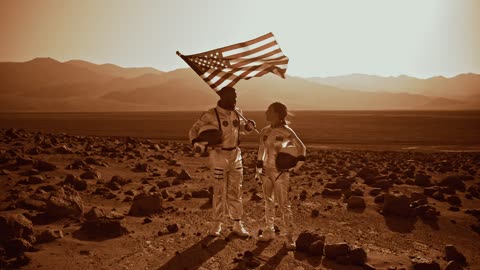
[65, 60, 164, 78]
[308, 73, 480, 100]
[0, 58, 478, 111]
[0, 58, 112, 95]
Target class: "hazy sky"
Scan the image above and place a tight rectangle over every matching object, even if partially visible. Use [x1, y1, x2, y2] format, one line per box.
[1, 0, 479, 78]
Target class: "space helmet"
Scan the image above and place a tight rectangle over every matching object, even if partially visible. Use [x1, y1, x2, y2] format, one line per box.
[275, 145, 298, 171]
[196, 125, 223, 146]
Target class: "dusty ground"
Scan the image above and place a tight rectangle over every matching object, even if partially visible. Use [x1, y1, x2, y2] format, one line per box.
[0, 128, 479, 270]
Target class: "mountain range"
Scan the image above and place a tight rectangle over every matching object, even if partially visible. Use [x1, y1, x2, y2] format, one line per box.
[0, 57, 479, 111]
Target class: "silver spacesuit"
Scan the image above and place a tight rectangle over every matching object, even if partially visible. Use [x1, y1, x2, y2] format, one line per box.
[189, 106, 252, 236]
[256, 124, 306, 247]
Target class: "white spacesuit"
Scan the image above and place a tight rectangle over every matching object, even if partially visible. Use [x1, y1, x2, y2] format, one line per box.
[189, 105, 254, 237]
[256, 124, 306, 249]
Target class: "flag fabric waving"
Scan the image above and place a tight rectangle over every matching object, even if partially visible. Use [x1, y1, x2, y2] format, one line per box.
[176, 32, 288, 92]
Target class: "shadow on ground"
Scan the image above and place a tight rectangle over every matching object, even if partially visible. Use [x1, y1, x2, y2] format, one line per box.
[156, 234, 231, 270]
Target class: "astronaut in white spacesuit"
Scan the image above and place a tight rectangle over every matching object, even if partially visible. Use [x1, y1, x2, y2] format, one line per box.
[256, 102, 306, 250]
[189, 86, 256, 237]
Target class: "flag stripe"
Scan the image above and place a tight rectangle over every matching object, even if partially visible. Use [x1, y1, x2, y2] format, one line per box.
[224, 40, 278, 60]
[231, 56, 288, 69]
[227, 65, 265, 87]
[220, 33, 275, 55]
[210, 65, 259, 89]
[230, 49, 284, 67]
[229, 49, 284, 65]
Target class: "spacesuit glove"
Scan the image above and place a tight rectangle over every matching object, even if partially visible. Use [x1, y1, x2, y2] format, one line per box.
[245, 120, 256, 132]
[193, 142, 207, 154]
[255, 168, 263, 181]
[289, 160, 305, 174]
[255, 167, 263, 184]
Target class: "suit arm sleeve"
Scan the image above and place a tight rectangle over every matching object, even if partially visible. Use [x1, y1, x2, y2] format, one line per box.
[287, 127, 306, 158]
[257, 129, 266, 165]
[189, 112, 213, 144]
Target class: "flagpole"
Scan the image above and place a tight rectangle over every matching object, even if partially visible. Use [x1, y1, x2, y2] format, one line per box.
[235, 109, 260, 134]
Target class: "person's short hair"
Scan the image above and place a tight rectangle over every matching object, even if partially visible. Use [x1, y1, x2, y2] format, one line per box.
[217, 86, 236, 97]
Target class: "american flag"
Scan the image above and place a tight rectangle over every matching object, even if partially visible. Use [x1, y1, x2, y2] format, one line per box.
[176, 32, 289, 92]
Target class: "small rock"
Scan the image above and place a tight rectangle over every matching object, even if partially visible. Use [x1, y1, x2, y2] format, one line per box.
[446, 195, 462, 206]
[79, 250, 91, 256]
[27, 175, 44, 184]
[124, 190, 136, 196]
[382, 194, 413, 217]
[78, 218, 128, 239]
[64, 174, 87, 191]
[167, 223, 179, 233]
[439, 175, 466, 191]
[177, 169, 192, 180]
[471, 222, 480, 235]
[34, 160, 57, 171]
[324, 242, 350, 260]
[374, 194, 385, 203]
[143, 217, 152, 224]
[411, 257, 440, 270]
[106, 181, 121, 191]
[183, 192, 192, 200]
[80, 171, 101, 180]
[347, 196, 366, 209]
[156, 180, 171, 189]
[55, 145, 74, 154]
[336, 255, 351, 265]
[110, 175, 130, 186]
[335, 177, 353, 190]
[192, 188, 210, 198]
[85, 157, 102, 165]
[308, 239, 326, 256]
[134, 163, 150, 172]
[432, 191, 445, 201]
[0, 214, 35, 244]
[84, 207, 106, 221]
[165, 169, 178, 177]
[250, 192, 262, 201]
[295, 231, 325, 254]
[128, 193, 163, 216]
[4, 238, 33, 258]
[415, 173, 432, 187]
[350, 247, 367, 265]
[46, 186, 84, 218]
[369, 188, 382, 196]
[445, 245, 466, 265]
[10, 254, 31, 268]
[322, 188, 342, 197]
[35, 229, 64, 244]
[424, 187, 439, 196]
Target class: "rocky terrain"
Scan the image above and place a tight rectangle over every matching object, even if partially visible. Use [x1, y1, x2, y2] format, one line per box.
[0, 128, 479, 269]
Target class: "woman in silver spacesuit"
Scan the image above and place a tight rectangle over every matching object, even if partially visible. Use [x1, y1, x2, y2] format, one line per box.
[256, 102, 306, 250]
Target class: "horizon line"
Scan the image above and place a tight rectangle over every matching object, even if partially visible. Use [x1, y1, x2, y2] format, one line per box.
[1, 56, 479, 80]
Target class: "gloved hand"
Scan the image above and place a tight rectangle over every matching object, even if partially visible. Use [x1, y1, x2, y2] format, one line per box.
[245, 120, 256, 132]
[255, 167, 263, 185]
[193, 142, 207, 155]
[255, 160, 263, 185]
[255, 167, 263, 180]
[289, 161, 304, 174]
